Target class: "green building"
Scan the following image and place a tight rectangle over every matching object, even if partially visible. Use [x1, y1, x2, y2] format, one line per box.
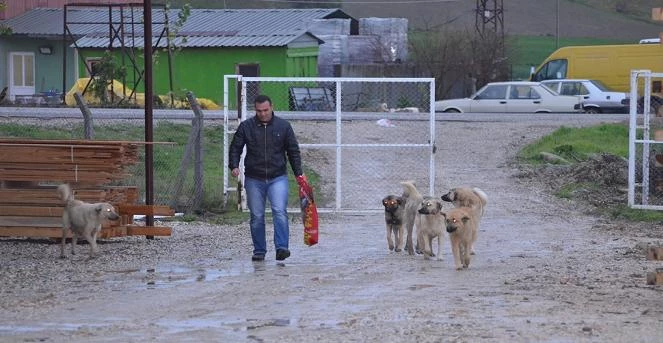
[0, 6, 357, 108]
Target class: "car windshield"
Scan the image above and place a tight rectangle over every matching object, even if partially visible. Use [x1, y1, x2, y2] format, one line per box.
[589, 79, 610, 91]
[532, 59, 567, 81]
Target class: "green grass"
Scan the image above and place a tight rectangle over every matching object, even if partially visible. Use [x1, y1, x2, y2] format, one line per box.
[606, 204, 663, 222]
[520, 122, 663, 223]
[518, 123, 630, 164]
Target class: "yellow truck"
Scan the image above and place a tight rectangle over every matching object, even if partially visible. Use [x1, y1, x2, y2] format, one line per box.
[531, 44, 663, 113]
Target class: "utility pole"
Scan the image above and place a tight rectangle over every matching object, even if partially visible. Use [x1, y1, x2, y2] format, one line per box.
[556, 0, 560, 49]
[475, 0, 504, 41]
[474, 0, 506, 83]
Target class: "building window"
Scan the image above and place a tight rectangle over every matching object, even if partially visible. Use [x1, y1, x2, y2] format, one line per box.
[85, 58, 102, 77]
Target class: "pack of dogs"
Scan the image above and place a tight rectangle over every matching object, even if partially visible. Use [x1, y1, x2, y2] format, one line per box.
[52, 181, 486, 266]
[382, 181, 488, 270]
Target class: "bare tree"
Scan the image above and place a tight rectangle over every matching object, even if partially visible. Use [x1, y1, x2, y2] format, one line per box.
[408, 28, 510, 100]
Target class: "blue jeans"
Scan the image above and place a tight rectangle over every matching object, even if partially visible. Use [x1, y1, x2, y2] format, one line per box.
[244, 175, 290, 256]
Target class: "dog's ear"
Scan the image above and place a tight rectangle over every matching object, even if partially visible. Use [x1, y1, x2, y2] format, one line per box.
[437, 201, 442, 211]
[397, 196, 405, 205]
[461, 215, 470, 223]
[440, 211, 447, 219]
[95, 205, 103, 213]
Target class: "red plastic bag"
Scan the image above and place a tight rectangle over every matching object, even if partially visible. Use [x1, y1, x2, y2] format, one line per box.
[297, 176, 318, 246]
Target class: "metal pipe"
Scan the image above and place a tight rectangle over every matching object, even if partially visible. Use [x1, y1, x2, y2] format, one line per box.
[144, 0, 154, 228]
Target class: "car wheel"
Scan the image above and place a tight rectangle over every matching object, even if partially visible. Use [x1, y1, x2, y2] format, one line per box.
[443, 108, 460, 113]
[584, 107, 601, 114]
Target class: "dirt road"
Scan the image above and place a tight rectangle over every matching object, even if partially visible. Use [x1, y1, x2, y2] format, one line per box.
[1, 115, 662, 342]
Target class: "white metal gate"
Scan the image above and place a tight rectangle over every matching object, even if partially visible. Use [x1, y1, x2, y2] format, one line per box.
[222, 75, 437, 212]
[628, 69, 663, 210]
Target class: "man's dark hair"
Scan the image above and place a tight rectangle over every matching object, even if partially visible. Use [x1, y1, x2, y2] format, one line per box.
[254, 94, 272, 105]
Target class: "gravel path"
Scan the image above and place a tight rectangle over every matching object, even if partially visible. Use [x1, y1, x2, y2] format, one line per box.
[1, 114, 662, 342]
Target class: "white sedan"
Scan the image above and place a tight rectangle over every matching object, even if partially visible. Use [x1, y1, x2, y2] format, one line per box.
[435, 81, 582, 113]
[541, 79, 628, 114]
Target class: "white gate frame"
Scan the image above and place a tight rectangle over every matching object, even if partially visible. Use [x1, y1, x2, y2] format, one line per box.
[628, 69, 663, 210]
[222, 75, 437, 212]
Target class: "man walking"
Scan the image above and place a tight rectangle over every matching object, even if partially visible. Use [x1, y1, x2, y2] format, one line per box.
[229, 94, 308, 262]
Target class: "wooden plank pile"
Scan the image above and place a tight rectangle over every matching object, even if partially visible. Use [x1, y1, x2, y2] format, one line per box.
[0, 138, 173, 239]
[0, 139, 139, 185]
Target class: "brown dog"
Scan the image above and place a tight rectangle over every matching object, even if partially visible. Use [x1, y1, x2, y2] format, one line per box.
[57, 184, 120, 259]
[441, 187, 487, 254]
[442, 207, 478, 270]
[400, 181, 423, 255]
[382, 195, 405, 252]
[416, 196, 445, 260]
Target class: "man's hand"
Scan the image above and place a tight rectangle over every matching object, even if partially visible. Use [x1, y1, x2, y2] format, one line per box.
[296, 174, 313, 200]
[296, 174, 308, 186]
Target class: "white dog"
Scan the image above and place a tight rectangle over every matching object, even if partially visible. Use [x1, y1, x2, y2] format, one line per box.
[57, 184, 119, 258]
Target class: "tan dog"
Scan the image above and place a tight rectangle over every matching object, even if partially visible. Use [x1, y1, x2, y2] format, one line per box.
[57, 184, 120, 258]
[441, 186, 487, 254]
[416, 196, 445, 260]
[442, 207, 478, 270]
[382, 195, 405, 252]
[400, 181, 423, 255]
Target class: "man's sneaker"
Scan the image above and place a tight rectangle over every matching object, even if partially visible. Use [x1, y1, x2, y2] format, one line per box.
[275, 249, 290, 261]
[251, 254, 265, 262]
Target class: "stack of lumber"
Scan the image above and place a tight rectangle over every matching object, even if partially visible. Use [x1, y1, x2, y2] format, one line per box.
[0, 139, 173, 239]
[0, 139, 139, 185]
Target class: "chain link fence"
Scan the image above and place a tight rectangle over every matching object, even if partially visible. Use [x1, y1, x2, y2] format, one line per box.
[223, 76, 437, 212]
[628, 70, 663, 210]
[0, 105, 224, 216]
[1, 77, 436, 215]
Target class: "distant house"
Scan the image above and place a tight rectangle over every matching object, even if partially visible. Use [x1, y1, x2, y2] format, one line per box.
[0, 6, 358, 107]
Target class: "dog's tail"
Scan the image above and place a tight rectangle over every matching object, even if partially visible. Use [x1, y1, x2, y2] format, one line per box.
[400, 180, 422, 199]
[57, 184, 74, 202]
[472, 187, 488, 215]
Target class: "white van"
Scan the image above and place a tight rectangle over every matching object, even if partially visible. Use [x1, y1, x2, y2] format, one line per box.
[639, 38, 660, 44]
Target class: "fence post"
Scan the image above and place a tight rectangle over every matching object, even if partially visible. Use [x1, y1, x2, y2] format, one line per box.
[73, 92, 94, 139]
[187, 91, 204, 211]
[169, 92, 203, 212]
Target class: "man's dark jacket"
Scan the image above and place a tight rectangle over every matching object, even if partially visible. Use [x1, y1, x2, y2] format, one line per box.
[228, 114, 303, 180]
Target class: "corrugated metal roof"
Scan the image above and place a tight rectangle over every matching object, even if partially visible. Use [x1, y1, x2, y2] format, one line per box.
[1, 7, 351, 47]
[74, 32, 322, 48]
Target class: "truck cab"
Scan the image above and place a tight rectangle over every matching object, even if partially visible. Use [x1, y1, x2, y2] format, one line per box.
[531, 59, 567, 82]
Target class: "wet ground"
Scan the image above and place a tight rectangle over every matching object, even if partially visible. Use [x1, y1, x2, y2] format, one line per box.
[1, 114, 662, 342]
